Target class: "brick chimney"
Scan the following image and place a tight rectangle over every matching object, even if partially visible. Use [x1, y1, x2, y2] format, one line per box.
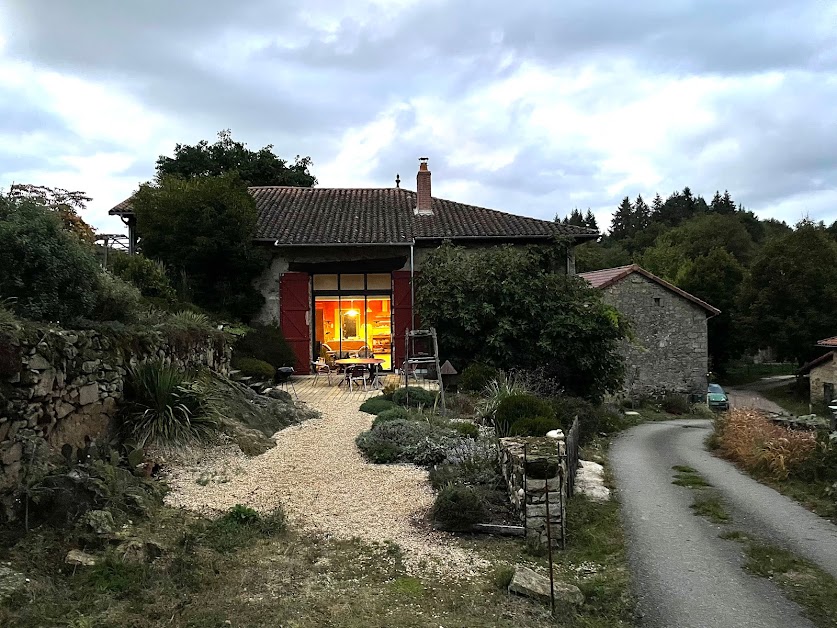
[415, 157, 432, 215]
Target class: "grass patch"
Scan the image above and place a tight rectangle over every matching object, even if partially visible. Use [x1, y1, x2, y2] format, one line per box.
[743, 541, 837, 628]
[761, 384, 828, 417]
[672, 470, 712, 488]
[759, 477, 837, 524]
[388, 576, 424, 597]
[718, 530, 745, 541]
[719, 362, 795, 386]
[690, 494, 730, 523]
[672, 465, 697, 473]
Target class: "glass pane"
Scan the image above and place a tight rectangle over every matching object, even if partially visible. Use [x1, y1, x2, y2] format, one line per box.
[367, 296, 392, 370]
[340, 274, 364, 290]
[313, 274, 337, 291]
[314, 296, 340, 361]
[367, 273, 391, 290]
[338, 296, 366, 359]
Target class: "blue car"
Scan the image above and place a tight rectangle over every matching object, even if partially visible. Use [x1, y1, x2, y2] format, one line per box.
[707, 383, 730, 411]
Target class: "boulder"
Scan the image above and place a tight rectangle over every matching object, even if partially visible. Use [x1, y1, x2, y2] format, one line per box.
[0, 563, 26, 604]
[65, 549, 97, 566]
[78, 383, 99, 406]
[508, 565, 584, 607]
[265, 388, 293, 403]
[575, 460, 611, 501]
[116, 539, 164, 563]
[84, 509, 116, 536]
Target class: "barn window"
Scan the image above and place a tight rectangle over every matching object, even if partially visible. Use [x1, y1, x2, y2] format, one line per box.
[654, 297, 661, 306]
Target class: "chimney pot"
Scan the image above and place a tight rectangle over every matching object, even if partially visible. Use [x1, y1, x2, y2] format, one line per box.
[415, 157, 432, 215]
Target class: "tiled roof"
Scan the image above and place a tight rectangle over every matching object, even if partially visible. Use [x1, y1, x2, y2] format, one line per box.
[798, 351, 835, 375]
[578, 264, 721, 315]
[109, 187, 598, 244]
[817, 336, 837, 348]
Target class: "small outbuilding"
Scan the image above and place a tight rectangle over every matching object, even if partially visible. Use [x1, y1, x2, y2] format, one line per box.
[579, 264, 720, 398]
[798, 337, 837, 407]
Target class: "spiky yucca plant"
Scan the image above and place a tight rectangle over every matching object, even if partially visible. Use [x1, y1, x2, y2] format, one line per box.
[123, 360, 216, 447]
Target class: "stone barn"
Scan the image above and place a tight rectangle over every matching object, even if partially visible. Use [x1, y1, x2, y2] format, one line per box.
[579, 264, 720, 398]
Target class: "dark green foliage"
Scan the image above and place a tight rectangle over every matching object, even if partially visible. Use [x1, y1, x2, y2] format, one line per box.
[155, 129, 317, 188]
[416, 244, 626, 401]
[121, 360, 216, 447]
[132, 173, 269, 321]
[87, 555, 151, 597]
[431, 485, 486, 531]
[235, 324, 297, 368]
[392, 386, 438, 408]
[355, 419, 454, 466]
[459, 363, 499, 393]
[509, 416, 562, 437]
[428, 458, 503, 492]
[792, 431, 837, 483]
[372, 406, 411, 426]
[90, 271, 143, 323]
[232, 356, 276, 380]
[550, 396, 624, 445]
[359, 396, 398, 415]
[112, 253, 176, 301]
[492, 564, 515, 589]
[0, 197, 100, 321]
[495, 394, 555, 429]
[452, 421, 479, 439]
[661, 394, 690, 415]
[200, 504, 286, 553]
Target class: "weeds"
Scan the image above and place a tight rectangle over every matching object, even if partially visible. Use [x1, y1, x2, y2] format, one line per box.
[690, 494, 730, 523]
[671, 468, 712, 488]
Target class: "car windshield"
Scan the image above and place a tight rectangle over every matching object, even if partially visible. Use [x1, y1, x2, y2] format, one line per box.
[708, 384, 724, 394]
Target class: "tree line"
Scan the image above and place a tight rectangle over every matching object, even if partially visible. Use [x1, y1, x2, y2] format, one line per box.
[563, 190, 837, 369]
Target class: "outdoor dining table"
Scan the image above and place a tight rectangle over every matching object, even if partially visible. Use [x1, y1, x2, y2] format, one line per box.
[335, 358, 385, 390]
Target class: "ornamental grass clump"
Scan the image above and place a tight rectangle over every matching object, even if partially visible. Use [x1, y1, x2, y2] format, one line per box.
[715, 409, 817, 480]
[122, 360, 216, 447]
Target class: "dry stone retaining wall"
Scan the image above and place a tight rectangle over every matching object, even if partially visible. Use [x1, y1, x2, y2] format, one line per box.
[499, 436, 565, 548]
[0, 325, 230, 515]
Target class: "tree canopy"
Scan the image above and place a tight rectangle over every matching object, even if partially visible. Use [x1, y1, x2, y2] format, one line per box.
[416, 244, 627, 400]
[8, 183, 97, 243]
[155, 129, 317, 188]
[132, 173, 268, 320]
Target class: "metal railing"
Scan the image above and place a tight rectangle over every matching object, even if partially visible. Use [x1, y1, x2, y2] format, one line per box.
[564, 416, 580, 499]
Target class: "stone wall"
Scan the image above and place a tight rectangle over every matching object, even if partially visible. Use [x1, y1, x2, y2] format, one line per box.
[499, 436, 565, 548]
[601, 273, 710, 397]
[810, 353, 837, 405]
[0, 325, 230, 511]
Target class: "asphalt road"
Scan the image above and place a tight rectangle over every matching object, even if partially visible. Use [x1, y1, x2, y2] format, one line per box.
[611, 419, 837, 628]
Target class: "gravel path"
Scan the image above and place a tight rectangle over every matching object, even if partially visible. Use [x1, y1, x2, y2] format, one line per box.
[612, 419, 837, 628]
[163, 388, 487, 580]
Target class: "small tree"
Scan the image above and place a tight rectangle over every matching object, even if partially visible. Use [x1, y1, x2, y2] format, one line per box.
[132, 173, 268, 320]
[0, 197, 100, 321]
[8, 183, 96, 243]
[416, 244, 626, 400]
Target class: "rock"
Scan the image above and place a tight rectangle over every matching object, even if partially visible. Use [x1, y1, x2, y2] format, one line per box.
[55, 401, 75, 419]
[545, 429, 565, 440]
[1, 442, 22, 465]
[116, 539, 164, 563]
[84, 509, 116, 535]
[0, 564, 27, 603]
[27, 354, 51, 371]
[508, 565, 584, 607]
[78, 383, 99, 406]
[575, 460, 611, 501]
[32, 368, 56, 396]
[624, 411, 641, 416]
[265, 388, 293, 402]
[65, 550, 97, 566]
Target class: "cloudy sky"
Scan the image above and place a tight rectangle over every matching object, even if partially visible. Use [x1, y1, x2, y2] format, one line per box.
[1, 0, 836, 234]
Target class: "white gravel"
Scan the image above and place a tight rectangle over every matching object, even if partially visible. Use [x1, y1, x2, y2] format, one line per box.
[162, 387, 488, 579]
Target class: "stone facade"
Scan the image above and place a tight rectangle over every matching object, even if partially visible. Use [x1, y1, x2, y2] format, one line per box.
[600, 273, 710, 397]
[499, 436, 565, 548]
[809, 353, 836, 405]
[0, 326, 230, 515]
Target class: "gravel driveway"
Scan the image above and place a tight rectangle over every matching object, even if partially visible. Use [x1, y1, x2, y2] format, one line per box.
[163, 385, 486, 579]
[611, 419, 837, 628]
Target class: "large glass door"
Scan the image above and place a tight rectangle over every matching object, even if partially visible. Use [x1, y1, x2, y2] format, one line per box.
[312, 274, 393, 370]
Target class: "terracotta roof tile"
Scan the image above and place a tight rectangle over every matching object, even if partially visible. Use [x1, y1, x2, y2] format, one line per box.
[817, 336, 837, 348]
[579, 264, 720, 316]
[109, 187, 598, 244]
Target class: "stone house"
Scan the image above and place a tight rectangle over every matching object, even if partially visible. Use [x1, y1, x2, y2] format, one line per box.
[798, 336, 837, 406]
[579, 264, 720, 398]
[110, 158, 597, 372]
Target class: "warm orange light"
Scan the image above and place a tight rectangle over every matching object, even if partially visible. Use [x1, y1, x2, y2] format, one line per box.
[346, 309, 359, 318]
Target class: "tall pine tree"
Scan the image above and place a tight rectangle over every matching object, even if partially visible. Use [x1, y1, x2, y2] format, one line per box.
[610, 197, 634, 240]
[584, 209, 599, 231]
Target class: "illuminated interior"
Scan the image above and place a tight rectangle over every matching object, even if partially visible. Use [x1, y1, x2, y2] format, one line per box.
[313, 274, 393, 370]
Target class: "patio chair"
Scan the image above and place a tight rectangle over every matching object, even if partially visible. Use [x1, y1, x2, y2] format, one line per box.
[350, 345, 373, 358]
[347, 365, 369, 392]
[311, 360, 333, 386]
[274, 366, 298, 399]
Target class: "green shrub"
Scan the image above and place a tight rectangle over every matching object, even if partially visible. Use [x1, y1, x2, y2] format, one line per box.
[236, 324, 296, 368]
[792, 431, 837, 482]
[122, 360, 217, 447]
[459, 363, 498, 393]
[509, 416, 562, 437]
[232, 356, 275, 380]
[452, 421, 479, 439]
[495, 394, 554, 434]
[372, 406, 412, 427]
[476, 372, 529, 420]
[392, 386, 438, 408]
[662, 394, 691, 415]
[492, 564, 515, 589]
[0, 197, 100, 321]
[91, 271, 143, 323]
[202, 504, 286, 552]
[431, 485, 486, 531]
[359, 396, 398, 415]
[112, 253, 176, 301]
[428, 456, 502, 491]
[356, 419, 454, 466]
